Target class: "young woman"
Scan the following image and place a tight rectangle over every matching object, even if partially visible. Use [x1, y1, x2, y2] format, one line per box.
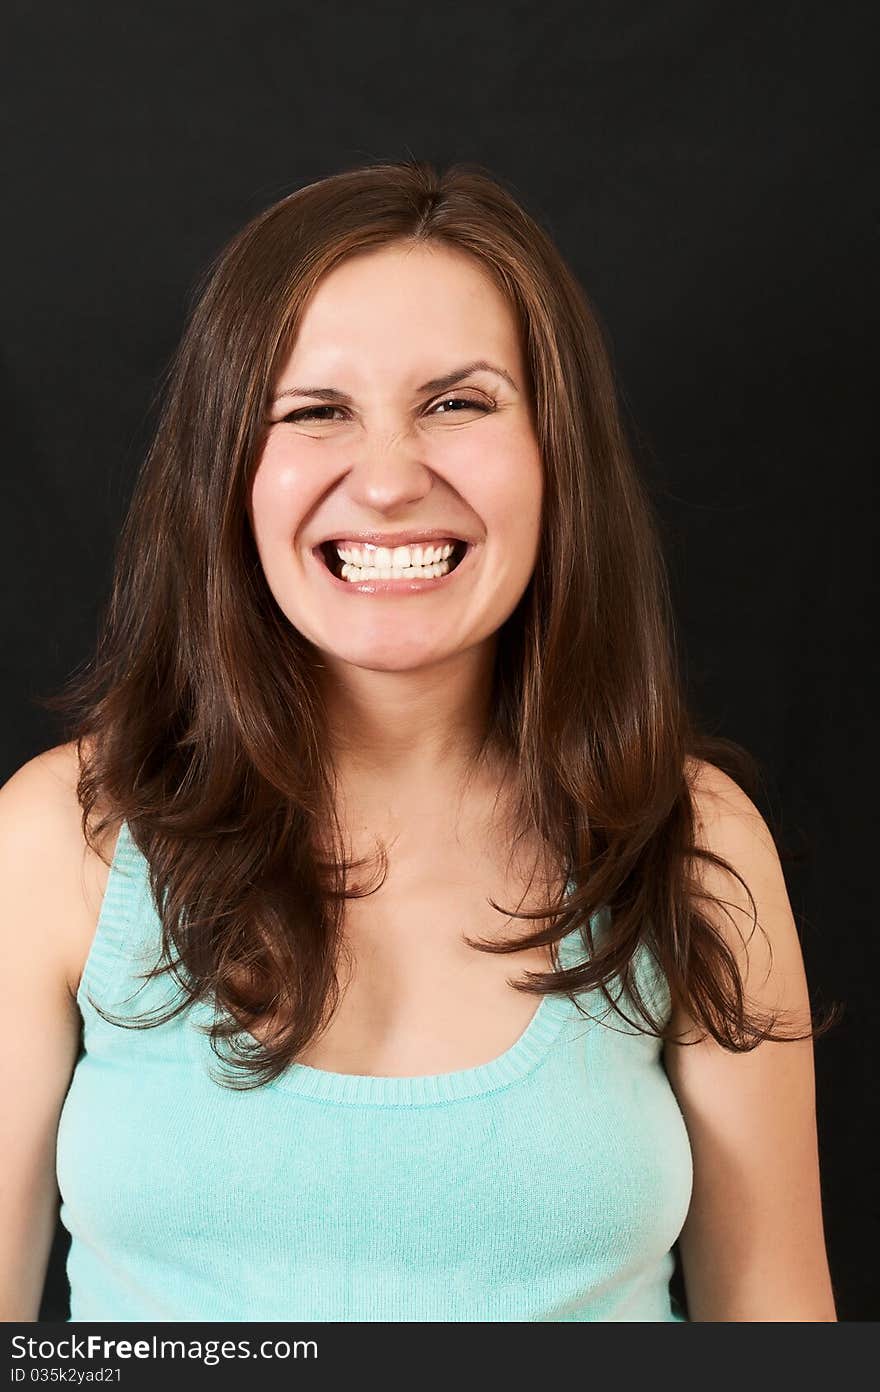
[0, 159, 838, 1322]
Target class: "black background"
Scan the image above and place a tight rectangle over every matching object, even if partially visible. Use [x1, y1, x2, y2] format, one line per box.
[2, 1, 876, 1322]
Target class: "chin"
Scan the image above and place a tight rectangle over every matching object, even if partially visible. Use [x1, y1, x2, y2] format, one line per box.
[341, 650, 450, 674]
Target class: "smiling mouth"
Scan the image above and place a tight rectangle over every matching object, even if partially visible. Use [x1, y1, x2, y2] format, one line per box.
[317, 540, 470, 581]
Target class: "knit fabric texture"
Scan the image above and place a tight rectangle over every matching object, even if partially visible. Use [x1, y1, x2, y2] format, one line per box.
[57, 820, 693, 1321]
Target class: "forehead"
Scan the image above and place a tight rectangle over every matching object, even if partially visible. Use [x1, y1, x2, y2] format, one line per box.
[280, 242, 520, 380]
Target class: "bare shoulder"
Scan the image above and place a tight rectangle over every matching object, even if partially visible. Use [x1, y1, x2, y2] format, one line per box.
[676, 754, 806, 1033]
[0, 739, 123, 1001]
[683, 753, 785, 924]
[684, 755, 769, 836]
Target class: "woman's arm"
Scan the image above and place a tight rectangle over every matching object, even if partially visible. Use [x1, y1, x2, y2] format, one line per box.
[663, 760, 838, 1321]
[0, 752, 86, 1320]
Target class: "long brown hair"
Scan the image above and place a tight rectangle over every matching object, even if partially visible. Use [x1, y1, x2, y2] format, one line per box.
[42, 158, 841, 1089]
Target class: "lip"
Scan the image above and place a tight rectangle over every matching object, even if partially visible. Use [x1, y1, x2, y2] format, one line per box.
[309, 538, 478, 595]
[314, 528, 476, 547]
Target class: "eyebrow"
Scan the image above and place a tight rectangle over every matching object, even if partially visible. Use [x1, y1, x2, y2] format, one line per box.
[271, 359, 519, 405]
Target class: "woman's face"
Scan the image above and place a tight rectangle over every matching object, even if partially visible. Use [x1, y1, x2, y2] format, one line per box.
[249, 240, 543, 675]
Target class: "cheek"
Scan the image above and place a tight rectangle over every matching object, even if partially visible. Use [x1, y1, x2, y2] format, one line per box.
[451, 430, 543, 550]
[250, 439, 314, 540]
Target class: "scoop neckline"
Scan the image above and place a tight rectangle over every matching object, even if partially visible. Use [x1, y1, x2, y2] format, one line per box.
[112, 822, 588, 1105]
[103, 806, 578, 1108]
[189, 975, 578, 1106]
[185, 888, 588, 1106]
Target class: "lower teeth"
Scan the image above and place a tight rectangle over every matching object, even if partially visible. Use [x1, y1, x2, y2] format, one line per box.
[340, 560, 451, 582]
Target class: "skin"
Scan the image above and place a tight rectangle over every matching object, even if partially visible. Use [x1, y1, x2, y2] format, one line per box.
[664, 761, 838, 1320]
[249, 240, 544, 834]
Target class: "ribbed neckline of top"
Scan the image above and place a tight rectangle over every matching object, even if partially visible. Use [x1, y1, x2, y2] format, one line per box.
[200, 976, 578, 1106]
[110, 821, 589, 1108]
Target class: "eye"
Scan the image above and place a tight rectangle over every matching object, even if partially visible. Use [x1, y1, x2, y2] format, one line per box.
[281, 405, 347, 424]
[429, 394, 494, 416]
[276, 394, 495, 426]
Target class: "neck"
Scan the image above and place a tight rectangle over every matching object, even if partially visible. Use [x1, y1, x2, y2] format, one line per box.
[314, 640, 516, 837]
[322, 643, 496, 775]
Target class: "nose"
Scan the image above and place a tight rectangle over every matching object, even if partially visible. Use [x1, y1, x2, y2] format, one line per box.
[344, 425, 433, 514]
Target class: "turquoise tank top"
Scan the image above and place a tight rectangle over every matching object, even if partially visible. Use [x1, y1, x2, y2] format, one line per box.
[56, 820, 693, 1321]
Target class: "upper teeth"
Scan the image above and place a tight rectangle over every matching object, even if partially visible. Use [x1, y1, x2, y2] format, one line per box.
[335, 542, 455, 568]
